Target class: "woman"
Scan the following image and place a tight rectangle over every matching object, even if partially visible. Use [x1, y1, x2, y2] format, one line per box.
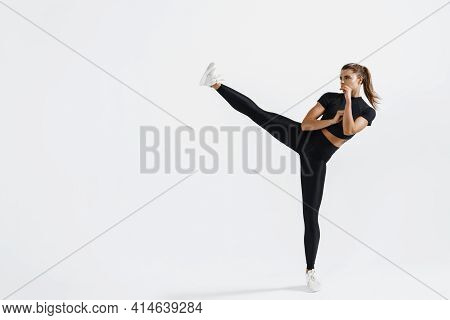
[199, 62, 380, 292]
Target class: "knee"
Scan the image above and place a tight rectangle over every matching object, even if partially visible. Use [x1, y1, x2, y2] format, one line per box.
[304, 217, 320, 234]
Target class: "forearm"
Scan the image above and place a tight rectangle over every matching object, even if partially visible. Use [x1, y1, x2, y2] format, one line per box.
[342, 101, 355, 134]
[301, 119, 335, 131]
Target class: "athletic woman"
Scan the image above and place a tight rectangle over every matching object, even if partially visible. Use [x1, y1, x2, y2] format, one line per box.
[199, 62, 380, 292]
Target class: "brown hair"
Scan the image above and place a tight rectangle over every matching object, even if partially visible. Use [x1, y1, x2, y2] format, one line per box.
[341, 63, 381, 110]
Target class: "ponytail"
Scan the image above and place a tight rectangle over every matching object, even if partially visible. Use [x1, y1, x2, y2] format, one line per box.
[361, 66, 381, 109]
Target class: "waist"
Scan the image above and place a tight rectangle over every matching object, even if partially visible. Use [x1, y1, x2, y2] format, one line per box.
[321, 128, 347, 148]
[302, 129, 340, 163]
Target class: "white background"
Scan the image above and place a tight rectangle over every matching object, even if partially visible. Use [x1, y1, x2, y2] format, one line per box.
[0, 0, 449, 299]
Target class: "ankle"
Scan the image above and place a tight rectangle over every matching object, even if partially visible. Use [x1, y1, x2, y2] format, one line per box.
[211, 83, 221, 90]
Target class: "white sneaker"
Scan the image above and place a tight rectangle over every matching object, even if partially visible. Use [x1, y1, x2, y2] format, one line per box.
[306, 269, 321, 292]
[199, 62, 224, 87]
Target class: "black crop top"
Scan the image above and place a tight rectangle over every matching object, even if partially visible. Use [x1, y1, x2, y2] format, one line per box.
[317, 92, 376, 140]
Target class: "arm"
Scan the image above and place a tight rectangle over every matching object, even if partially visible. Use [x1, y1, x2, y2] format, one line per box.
[344, 111, 374, 134]
[341, 86, 374, 134]
[342, 103, 371, 135]
[301, 102, 340, 131]
[342, 100, 356, 135]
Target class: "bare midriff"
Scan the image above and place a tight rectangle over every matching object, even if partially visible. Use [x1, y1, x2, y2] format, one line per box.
[321, 128, 347, 148]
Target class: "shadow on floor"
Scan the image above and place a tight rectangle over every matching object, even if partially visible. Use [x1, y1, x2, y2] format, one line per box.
[165, 284, 314, 299]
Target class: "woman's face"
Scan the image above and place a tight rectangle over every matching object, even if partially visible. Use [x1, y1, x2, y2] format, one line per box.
[339, 69, 362, 92]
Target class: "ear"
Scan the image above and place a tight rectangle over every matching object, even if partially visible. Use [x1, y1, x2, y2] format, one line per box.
[359, 74, 365, 85]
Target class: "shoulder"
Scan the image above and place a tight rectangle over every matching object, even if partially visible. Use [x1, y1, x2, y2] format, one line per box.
[359, 102, 376, 126]
[318, 91, 340, 103]
[362, 102, 376, 115]
[325, 92, 341, 98]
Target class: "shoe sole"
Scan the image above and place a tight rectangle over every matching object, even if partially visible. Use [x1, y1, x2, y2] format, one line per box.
[199, 62, 216, 85]
[307, 283, 321, 292]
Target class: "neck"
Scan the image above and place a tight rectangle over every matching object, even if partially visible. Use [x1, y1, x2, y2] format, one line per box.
[352, 87, 362, 97]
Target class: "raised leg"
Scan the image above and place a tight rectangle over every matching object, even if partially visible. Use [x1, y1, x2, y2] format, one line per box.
[216, 84, 304, 153]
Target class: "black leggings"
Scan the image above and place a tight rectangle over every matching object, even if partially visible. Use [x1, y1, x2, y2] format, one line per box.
[216, 84, 339, 270]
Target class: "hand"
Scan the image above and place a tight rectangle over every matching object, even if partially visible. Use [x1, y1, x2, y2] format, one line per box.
[340, 84, 352, 101]
[332, 110, 344, 124]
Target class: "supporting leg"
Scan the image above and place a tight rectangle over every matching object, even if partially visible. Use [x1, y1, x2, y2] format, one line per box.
[300, 157, 327, 270]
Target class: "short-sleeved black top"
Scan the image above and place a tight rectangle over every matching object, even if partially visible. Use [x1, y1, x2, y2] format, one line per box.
[317, 92, 376, 140]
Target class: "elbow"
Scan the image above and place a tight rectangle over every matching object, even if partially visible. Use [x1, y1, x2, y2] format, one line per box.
[301, 122, 310, 131]
[343, 128, 354, 135]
